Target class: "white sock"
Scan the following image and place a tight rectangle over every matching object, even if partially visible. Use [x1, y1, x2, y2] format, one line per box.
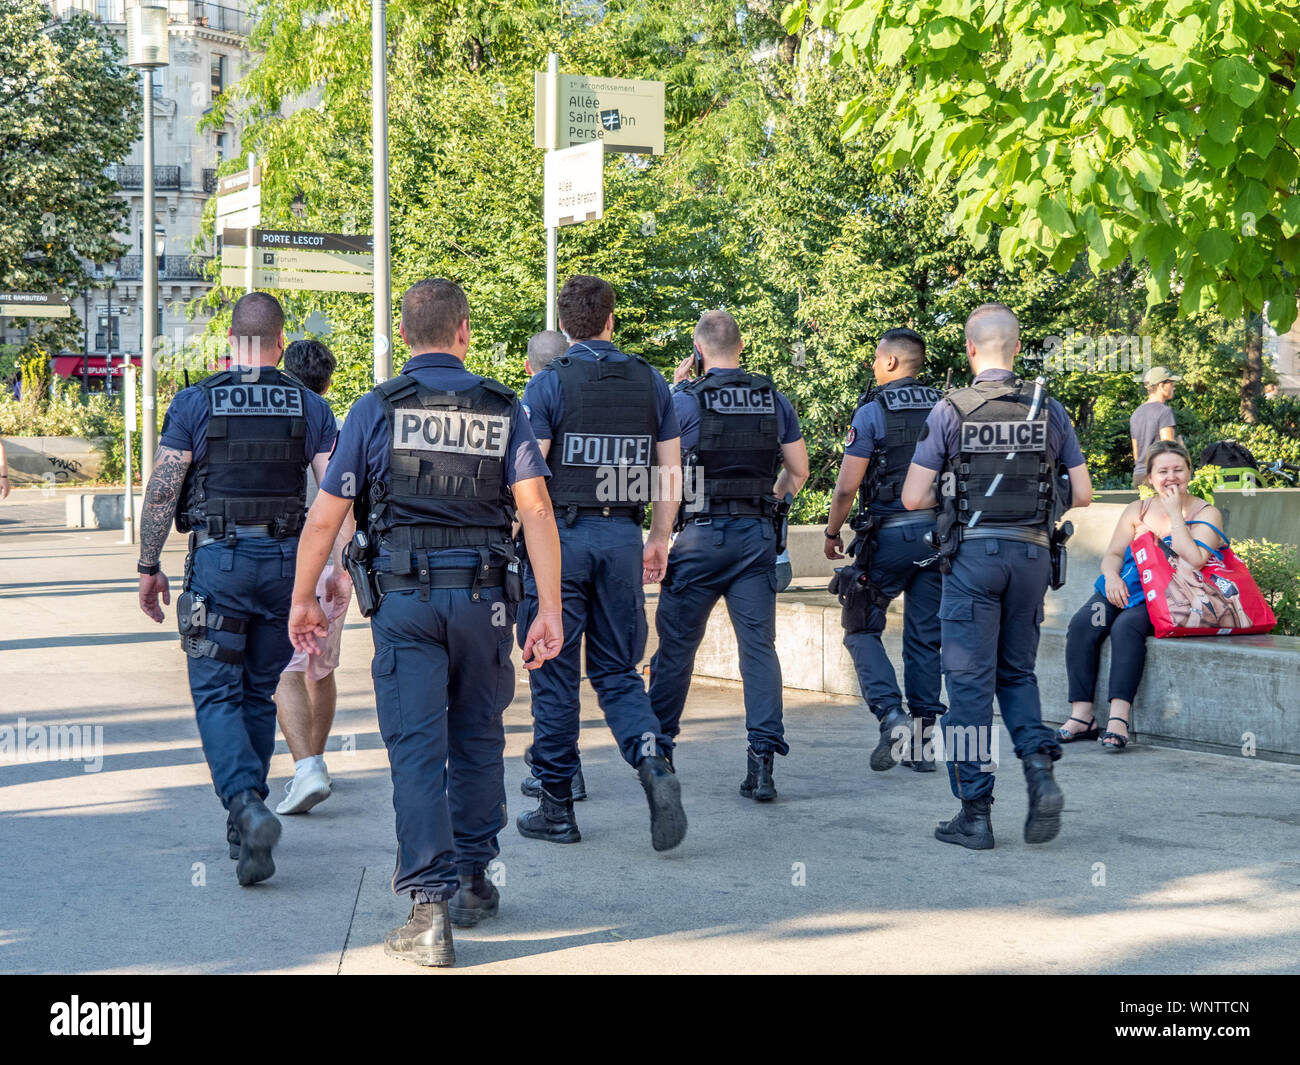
[294, 756, 319, 777]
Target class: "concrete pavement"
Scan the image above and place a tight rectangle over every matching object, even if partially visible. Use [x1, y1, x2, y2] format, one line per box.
[2, 489, 1299, 974]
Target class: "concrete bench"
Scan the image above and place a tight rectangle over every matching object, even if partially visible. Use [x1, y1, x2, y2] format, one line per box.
[686, 504, 1299, 761]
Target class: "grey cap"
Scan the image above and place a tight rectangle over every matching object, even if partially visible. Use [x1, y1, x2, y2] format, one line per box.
[1142, 366, 1182, 386]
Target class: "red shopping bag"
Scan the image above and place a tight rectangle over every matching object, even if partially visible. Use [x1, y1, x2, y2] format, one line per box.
[1131, 530, 1276, 637]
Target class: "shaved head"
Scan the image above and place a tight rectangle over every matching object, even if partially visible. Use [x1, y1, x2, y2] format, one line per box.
[231, 292, 284, 348]
[965, 303, 1020, 363]
[526, 329, 567, 373]
[878, 326, 925, 370]
[693, 309, 743, 360]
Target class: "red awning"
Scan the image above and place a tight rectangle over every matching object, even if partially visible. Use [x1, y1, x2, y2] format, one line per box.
[51, 354, 143, 378]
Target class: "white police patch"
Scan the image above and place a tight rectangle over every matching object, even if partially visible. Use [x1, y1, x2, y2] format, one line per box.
[702, 386, 776, 414]
[562, 433, 652, 467]
[880, 386, 940, 411]
[960, 420, 1047, 452]
[209, 384, 304, 416]
[393, 410, 509, 457]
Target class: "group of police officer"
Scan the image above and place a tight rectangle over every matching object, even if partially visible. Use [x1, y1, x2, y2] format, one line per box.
[136, 276, 1090, 968]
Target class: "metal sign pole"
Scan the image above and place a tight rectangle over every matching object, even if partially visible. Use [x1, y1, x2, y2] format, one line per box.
[245, 152, 255, 299]
[142, 70, 158, 483]
[121, 366, 137, 545]
[545, 51, 559, 332]
[372, 0, 392, 383]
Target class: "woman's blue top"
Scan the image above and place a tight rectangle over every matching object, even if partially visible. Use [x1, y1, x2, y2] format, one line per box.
[1095, 519, 1228, 609]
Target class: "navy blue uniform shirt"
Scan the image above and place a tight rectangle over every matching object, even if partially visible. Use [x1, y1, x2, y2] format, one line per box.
[911, 369, 1085, 472]
[672, 367, 802, 451]
[321, 352, 550, 500]
[521, 340, 680, 443]
[843, 399, 907, 515]
[160, 366, 338, 464]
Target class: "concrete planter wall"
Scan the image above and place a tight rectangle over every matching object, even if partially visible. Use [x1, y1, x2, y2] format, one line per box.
[2, 436, 108, 486]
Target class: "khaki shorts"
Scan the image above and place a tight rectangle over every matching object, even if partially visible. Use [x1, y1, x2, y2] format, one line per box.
[283, 563, 351, 681]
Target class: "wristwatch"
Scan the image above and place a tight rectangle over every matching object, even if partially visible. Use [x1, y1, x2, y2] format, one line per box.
[824, 528, 841, 539]
[137, 561, 161, 576]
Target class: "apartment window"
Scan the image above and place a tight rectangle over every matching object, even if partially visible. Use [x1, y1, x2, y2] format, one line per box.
[216, 131, 227, 159]
[211, 55, 226, 101]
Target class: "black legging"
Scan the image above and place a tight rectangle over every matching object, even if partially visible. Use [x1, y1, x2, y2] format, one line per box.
[1065, 592, 1154, 705]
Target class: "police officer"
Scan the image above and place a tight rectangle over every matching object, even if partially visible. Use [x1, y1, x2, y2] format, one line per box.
[900, 303, 1092, 849]
[521, 327, 588, 802]
[649, 310, 808, 800]
[516, 274, 686, 852]
[824, 328, 945, 774]
[136, 292, 338, 887]
[289, 279, 563, 967]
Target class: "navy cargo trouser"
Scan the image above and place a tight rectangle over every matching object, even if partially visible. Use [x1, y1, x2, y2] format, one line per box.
[649, 516, 788, 756]
[842, 518, 945, 723]
[518, 516, 669, 798]
[369, 556, 517, 903]
[186, 536, 297, 806]
[939, 537, 1060, 801]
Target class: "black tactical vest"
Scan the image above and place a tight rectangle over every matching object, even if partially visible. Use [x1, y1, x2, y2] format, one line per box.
[545, 353, 659, 510]
[858, 376, 942, 510]
[945, 377, 1053, 530]
[176, 368, 311, 537]
[364, 373, 516, 562]
[681, 371, 781, 517]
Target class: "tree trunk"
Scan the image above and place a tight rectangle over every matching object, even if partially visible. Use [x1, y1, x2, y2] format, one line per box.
[1241, 312, 1263, 424]
[781, 34, 799, 64]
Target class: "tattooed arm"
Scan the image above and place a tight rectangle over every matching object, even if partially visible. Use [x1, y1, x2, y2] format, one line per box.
[138, 446, 191, 623]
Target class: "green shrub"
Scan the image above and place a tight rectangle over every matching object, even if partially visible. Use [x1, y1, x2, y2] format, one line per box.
[1231, 539, 1300, 637]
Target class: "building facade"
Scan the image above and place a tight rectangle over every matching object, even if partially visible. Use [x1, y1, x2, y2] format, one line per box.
[41, 1, 255, 390]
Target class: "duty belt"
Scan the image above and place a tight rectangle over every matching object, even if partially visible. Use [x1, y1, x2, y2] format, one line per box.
[194, 523, 276, 547]
[960, 525, 1051, 548]
[375, 565, 506, 594]
[876, 510, 938, 530]
[560, 504, 642, 525]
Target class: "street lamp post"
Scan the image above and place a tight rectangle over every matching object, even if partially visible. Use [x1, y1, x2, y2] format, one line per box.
[373, 0, 392, 383]
[103, 261, 117, 397]
[126, 4, 169, 485]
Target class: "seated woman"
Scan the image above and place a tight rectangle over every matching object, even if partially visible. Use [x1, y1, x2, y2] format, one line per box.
[1058, 441, 1226, 752]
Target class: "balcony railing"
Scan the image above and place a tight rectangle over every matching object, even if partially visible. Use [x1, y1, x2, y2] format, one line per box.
[202, 168, 218, 194]
[106, 164, 181, 190]
[48, 2, 253, 37]
[89, 255, 214, 283]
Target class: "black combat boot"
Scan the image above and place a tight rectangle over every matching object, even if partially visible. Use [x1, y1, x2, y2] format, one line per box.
[448, 873, 500, 928]
[1022, 750, 1064, 844]
[739, 747, 777, 802]
[870, 706, 911, 771]
[638, 754, 688, 851]
[934, 796, 995, 850]
[521, 764, 587, 802]
[516, 785, 581, 844]
[227, 788, 281, 886]
[384, 901, 455, 967]
[901, 716, 937, 773]
[225, 811, 240, 860]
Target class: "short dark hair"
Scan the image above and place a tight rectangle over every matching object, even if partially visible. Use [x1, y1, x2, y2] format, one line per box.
[694, 310, 743, 359]
[284, 339, 336, 395]
[879, 327, 926, 367]
[402, 278, 470, 351]
[557, 275, 616, 341]
[230, 292, 284, 352]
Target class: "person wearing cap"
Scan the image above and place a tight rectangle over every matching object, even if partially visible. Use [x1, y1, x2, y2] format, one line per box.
[1130, 368, 1182, 488]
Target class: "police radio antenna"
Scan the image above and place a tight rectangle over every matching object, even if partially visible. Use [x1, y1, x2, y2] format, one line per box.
[968, 375, 1046, 529]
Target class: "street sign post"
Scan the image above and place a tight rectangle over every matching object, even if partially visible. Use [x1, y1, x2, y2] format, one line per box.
[535, 61, 665, 325]
[535, 73, 665, 155]
[221, 229, 375, 294]
[215, 161, 262, 295]
[544, 142, 605, 228]
[0, 292, 73, 319]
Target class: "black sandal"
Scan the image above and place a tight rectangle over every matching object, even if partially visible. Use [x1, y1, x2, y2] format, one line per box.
[1099, 716, 1131, 752]
[1056, 716, 1100, 743]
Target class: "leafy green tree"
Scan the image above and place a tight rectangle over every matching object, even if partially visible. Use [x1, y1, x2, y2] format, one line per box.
[782, 0, 1300, 421]
[0, 1, 141, 360]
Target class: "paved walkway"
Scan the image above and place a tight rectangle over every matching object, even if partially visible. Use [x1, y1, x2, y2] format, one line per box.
[2, 489, 1298, 973]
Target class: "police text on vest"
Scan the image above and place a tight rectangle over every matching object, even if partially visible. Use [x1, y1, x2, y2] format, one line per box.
[960, 420, 1047, 452]
[209, 384, 304, 416]
[562, 433, 652, 467]
[394, 411, 509, 458]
